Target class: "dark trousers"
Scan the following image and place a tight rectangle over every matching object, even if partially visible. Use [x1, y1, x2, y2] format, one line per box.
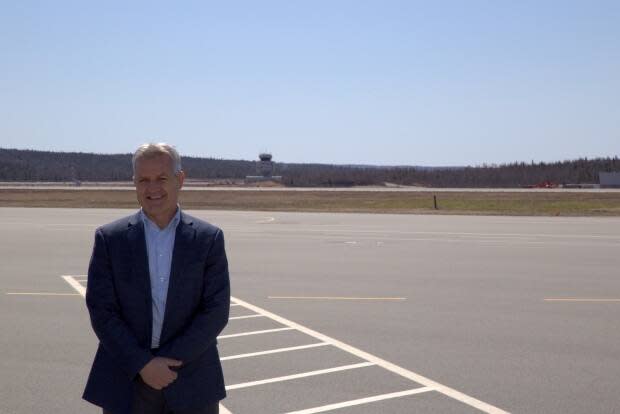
[103, 377, 219, 414]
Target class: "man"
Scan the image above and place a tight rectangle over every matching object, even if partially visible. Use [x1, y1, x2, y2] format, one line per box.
[83, 143, 230, 414]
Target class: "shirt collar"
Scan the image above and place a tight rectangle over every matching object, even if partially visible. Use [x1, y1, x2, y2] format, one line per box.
[140, 205, 181, 231]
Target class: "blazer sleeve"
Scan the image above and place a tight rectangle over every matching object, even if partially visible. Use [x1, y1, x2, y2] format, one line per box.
[157, 228, 231, 364]
[85, 228, 153, 379]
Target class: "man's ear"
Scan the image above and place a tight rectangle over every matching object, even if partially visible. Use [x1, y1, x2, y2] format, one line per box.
[177, 170, 185, 188]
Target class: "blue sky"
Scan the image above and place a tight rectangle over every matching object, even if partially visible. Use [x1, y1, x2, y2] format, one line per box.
[1, 1, 618, 166]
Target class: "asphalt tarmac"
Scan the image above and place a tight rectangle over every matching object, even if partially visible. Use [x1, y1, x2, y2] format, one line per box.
[2, 182, 620, 192]
[1, 208, 619, 413]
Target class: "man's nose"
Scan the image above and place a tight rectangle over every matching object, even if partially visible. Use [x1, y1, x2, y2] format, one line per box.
[145, 181, 163, 191]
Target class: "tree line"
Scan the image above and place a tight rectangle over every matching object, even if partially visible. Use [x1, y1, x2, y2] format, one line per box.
[0, 148, 618, 187]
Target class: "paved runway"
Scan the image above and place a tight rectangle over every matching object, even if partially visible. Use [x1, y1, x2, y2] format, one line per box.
[1, 208, 619, 413]
[2, 182, 620, 192]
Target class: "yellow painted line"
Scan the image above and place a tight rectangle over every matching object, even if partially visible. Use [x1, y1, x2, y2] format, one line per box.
[545, 298, 620, 302]
[6, 292, 81, 296]
[268, 296, 406, 301]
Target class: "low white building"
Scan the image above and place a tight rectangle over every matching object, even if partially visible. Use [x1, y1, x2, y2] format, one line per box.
[599, 172, 620, 188]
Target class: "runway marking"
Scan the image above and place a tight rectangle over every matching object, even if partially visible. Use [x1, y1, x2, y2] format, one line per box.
[268, 296, 407, 301]
[235, 227, 620, 241]
[220, 343, 329, 361]
[283, 387, 434, 414]
[62, 275, 86, 296]
[6, 292, 81, 296]
[61, 275, 507, 413]
[60, 275, 235, 414]
[218, 327, 294, 339]
[236, 232, 619, 247]
[544, 298, 620, 302]
[228, 314, 265, 320]
[231, 296, 510, 414]
[257, 216, 276, 224]
[230, 303, 241, 307]
[45, 223, 98, 227]
[0, 222, 98, 227]
[225, 362, 374, 390]
[243, 227, 620, 247]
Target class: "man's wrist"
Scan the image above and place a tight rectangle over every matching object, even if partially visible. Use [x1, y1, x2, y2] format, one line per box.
[133, 352, 155, 379]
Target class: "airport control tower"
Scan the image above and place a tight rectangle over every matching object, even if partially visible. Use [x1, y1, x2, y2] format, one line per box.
[258, 153, 274, 177]
[245, 152, 282, 184]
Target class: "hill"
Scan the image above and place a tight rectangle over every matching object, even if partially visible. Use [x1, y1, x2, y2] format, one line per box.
[0, 148, 618, 188]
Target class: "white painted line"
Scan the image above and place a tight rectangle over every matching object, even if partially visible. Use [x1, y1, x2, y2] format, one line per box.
[226, 362, 374, 391]
[218, 327, 294, 339]
[263, 228, 620, 241]
[257, 216, 276, 224]
[6, 292, 81, 296]
[45, 223, 98, 227]
[268, 296, 406, 301]
[220, 343, 330, 361]
[235, 229, 620, 247]
[545, 298, 620, 302]
[61, 275, 235, 414]
[62, 275, 86, 296]
[230, 296, 510, 414]
[230, 303, 241, 307]
[283, 387, 434, 414]
[238, 233, 572, 247]
[228, 314, 265, 320]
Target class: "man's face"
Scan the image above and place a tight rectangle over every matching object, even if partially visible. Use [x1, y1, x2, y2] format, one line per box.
[133, 154, 185, 224]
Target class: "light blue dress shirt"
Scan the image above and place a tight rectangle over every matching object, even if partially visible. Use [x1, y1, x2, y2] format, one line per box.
[141, 207, 181, 348]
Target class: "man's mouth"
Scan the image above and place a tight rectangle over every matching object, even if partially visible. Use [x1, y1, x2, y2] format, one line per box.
[147, 195, 165, 200]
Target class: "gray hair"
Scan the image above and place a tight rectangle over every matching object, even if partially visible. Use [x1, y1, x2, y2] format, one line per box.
[132, 143, 182, 175]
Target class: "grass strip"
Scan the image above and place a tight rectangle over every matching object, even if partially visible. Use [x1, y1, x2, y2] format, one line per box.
[1, 189, 620, 216]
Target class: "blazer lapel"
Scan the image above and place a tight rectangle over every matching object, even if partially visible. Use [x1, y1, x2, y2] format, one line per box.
[161, 212, 196, 342]
[127, 212, 153, 340]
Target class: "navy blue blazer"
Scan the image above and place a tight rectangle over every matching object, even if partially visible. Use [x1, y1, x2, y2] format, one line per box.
[83, 211, 230, 414]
